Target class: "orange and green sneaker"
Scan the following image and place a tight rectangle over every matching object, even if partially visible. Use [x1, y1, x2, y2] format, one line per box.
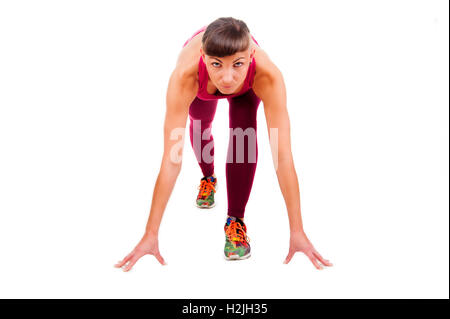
[196, 175, 217, 208]
[224, 216, 251, 260]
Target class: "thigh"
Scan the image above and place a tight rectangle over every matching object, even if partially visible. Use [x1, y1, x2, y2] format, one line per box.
[189, 96, 218, 122]
[227, 89, 261, 128]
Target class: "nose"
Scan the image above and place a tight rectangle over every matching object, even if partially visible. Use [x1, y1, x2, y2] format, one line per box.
[222, 69, 234, 85]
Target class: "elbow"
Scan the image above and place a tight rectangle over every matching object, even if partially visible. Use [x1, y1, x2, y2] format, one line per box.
[161, 152, 183, 175]
[277, 149, 294, 165]
[274, 152, 294, 172]
[159, 160, 182, 180]
[164, 160, 182, 174]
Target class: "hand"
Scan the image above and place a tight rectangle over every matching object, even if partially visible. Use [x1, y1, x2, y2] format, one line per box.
[114, 232, 166, 272]
[284, 231, 333, 269]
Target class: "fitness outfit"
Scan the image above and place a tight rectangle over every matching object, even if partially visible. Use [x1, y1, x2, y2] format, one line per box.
[182, 25, 261, 219]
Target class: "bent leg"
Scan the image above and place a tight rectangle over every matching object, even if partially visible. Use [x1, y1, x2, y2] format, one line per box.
[189, 97, 218, 177]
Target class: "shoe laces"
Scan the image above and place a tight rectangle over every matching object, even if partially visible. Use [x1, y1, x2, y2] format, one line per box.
[197, 178, 216, 199]
[225, 220, 250, 246]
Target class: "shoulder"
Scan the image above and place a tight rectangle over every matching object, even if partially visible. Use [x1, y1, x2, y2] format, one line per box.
[177, 30, 204, 72]
[173, 31, 205, 90]
[253, 48, 284, 99]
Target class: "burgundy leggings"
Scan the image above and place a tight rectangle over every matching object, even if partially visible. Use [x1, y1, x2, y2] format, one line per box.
[188, 89, 261, 218]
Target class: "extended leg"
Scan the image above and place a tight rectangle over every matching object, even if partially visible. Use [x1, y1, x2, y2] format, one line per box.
[226, 89, 261, 218]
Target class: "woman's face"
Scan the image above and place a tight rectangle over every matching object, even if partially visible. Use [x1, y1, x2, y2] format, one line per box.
[200, 46, 255, 94]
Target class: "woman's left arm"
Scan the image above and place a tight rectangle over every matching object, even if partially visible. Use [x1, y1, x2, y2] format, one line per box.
[254, 62, 333, 269]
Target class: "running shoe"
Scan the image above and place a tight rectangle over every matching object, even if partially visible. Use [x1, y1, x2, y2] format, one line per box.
[224, 216, 251, 260]
[196, 175, 217, 208]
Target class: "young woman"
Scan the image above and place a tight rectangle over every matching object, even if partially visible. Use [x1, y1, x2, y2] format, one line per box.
[115, 17, 332, 270]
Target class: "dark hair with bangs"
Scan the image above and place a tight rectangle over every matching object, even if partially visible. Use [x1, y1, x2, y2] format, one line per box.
[201, 17, 251, 58]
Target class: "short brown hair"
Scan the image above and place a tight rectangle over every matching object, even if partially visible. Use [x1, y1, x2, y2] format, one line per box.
[202, 17, 251, 57]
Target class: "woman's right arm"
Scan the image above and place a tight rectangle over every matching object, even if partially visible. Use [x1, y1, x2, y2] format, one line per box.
[115, 66, 197, 271]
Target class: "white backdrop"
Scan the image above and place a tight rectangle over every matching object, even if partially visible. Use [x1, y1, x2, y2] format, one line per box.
[0, 0, 448, 299]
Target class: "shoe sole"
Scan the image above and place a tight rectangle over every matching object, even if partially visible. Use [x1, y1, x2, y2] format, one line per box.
[195, 181, 217, 209]
[224, 252, 251, 261]
[195, 201, 216, 209]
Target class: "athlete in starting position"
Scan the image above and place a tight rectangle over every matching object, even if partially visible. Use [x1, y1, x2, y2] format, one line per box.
[115, 17, 332, 270]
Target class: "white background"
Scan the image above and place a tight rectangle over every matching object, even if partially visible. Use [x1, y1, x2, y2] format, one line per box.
[0, 0, 448, 299]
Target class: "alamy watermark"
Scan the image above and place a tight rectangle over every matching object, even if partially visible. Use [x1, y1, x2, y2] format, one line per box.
[169, 120, 279, 170]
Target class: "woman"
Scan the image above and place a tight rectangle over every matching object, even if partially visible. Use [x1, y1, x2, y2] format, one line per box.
[115, 17, 332, 270]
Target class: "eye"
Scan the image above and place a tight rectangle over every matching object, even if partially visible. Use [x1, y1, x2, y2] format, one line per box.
[234, 62, 243, 67]
[212, 62, 221, 67]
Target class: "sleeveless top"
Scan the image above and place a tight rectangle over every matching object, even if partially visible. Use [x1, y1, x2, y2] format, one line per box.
[182, 25, 260, 101]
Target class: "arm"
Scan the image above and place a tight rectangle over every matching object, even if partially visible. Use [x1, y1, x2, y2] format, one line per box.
[255, 63, 332, 269]
[115, 67, 197, 271]
[145, 68, 197, 236]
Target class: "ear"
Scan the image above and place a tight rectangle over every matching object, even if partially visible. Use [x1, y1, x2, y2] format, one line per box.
[250, 48, 256, 61]
[200, 47, 205, 61]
